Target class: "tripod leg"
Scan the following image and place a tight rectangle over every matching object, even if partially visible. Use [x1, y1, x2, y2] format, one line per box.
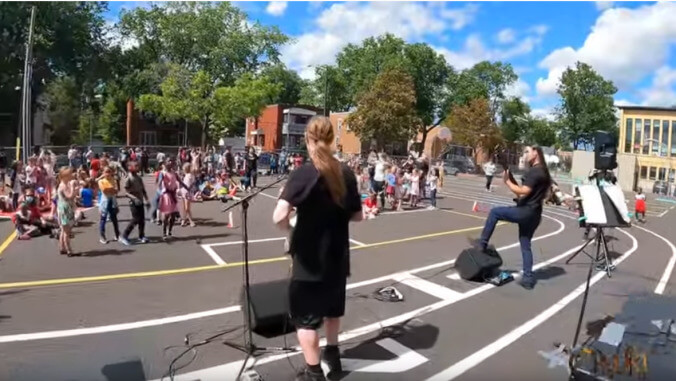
[566, 233, 596, 264]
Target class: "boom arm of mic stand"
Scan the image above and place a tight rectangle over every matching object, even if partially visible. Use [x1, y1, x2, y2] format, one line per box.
[221, 175, 287, 213]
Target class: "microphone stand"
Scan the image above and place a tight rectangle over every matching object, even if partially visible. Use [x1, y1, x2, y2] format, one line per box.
[220, 175, 297, 377]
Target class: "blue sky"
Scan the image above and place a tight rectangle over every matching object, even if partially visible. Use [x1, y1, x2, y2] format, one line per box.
[104, 1, 676, 118]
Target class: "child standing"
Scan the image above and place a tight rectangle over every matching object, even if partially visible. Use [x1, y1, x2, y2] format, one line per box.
[427, 168, 439, 210]
[385, 167, 396, 209]
[635, 187, 646, 223]
[98, 166, 121, 244]
[410, 169, 421, 208]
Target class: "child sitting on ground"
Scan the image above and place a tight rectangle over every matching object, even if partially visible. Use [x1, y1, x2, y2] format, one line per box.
[635, 187, 646, 223]
[363, 191, 379, 219]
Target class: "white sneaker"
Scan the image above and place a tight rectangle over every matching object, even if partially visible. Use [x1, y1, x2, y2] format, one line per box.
[426, 205, 436, 210]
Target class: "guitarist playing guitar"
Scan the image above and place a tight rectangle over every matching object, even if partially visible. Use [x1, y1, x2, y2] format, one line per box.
[473, 146, 552, 290]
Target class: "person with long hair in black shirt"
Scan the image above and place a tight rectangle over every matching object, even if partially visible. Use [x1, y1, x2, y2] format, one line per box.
[475, 146, 552, 290]
[273, 116, 363, 381]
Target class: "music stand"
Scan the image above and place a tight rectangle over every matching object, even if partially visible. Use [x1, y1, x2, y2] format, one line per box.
[565, 226, 615, 277]
[220, 176, 297, 377]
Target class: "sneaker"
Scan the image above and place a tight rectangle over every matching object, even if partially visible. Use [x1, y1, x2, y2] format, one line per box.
[294, 367, 326, 381]
[99, 237, 108, 245]
[426, 205, 436, 210]
[162, 235, 168, 241]
[139, 237, 150, 244]
[519, 277, 536, 290]
[322, 346, 342, 377]
[119, 237, 131, 246]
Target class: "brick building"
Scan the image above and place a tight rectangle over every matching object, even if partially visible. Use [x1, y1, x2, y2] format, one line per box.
[125, 100, 202, 147]
[329, 112, 362, 154]
[245, 104, 321, 151]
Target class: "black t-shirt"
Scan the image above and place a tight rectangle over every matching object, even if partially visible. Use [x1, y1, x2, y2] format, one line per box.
[281, 163, 362, 283]
[516, 165, 551, 209]
[245, 153, 258, 171]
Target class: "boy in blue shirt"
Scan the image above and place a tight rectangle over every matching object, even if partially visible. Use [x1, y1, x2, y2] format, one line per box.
[79, 182, 94, 208]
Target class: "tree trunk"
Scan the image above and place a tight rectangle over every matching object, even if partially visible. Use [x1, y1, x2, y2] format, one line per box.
[418, 127, 428, 156]
[126, 98, 134, 146]
[201, 115, 209, 148]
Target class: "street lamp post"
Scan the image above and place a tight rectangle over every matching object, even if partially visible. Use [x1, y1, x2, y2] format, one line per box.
[307, 64, 329, 116]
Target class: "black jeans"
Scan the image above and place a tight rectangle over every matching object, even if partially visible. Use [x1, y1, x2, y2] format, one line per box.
[123, 202, 146, 239]
[373, 180, 386, 208]
[429, 189, 437, 207]
[479, 206, 542, 279]
[486, 175, 493, 190]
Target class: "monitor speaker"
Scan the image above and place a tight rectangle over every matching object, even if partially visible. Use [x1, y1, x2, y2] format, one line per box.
[594, 131, 617, 170]
[241, 279, 294, 338]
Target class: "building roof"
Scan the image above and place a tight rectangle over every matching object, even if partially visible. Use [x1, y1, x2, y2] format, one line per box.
[617, 105, 676, 112]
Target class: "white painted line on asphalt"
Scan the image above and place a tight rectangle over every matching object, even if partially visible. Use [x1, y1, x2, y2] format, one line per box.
[0, 306, 242, 343]
[0, 216, 564, 344]
[336, 338, 429, 373]
[447, 273, 461, 280]
[633, 225, 676, 295]
[425, 229, 639, 381]
[392, 273, 463, 301]
[439, 190, 576, 220]
[658, 208, 670, 217]
[201, 244, 226, 265]
[206, 237, 286, 247]
[258, 191, 277, 200]
[380, 209, 435, 216]
[350, 238, 366, 246]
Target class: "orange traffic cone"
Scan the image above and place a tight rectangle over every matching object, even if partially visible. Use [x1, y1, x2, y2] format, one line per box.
[472, 201, 479, 213]
[227, 211, 234, 228]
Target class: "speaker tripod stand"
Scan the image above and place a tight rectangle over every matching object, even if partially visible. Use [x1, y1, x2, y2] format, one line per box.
[220, 176, 297, 379]
[565, 226, 615, 278]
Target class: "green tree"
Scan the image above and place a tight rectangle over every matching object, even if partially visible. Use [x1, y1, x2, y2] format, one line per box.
[500, 97, 531, 143]
[445, 98, 503, 161]
[555, 61, 618, 149]
[42, 76, 81, 145]
[119, 1, 288, 144]
[260, 64, 304, 104]
[466, 61, 518, 120]
[346, 69, 421, 149]
[0, 2, 109, 143]
[524, 118, 558, 147]
[137, 65, 279, 141]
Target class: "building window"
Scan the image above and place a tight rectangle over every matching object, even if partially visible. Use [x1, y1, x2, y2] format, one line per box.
[293, 114, 311, 124]
[640, 166, 648, 179]
[670, 168, 675, 182]
[634, 119, 642, 154]
[643, 120, 651, 155]
[337, 119, 343, 134]
[624, 118, 633, 153]
[652, 120, 660, 155]
[659, 167, 667, 181]
[139, 131, 157, 146]
[672, 121, 676, 156]
[649, 166, 657, 180]
[283, 113, 289, 123]
[663, 120, 670, 157]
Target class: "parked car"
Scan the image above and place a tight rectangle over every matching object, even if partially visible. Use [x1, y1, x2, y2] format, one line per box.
[443, 163, 459, 176]
[652, 180, 669, 195]
[444, 158, 475, 174]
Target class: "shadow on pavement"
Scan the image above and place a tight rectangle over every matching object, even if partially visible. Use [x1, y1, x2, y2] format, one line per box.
[81, 249, 135, 257]
[101, 359, 147, 381]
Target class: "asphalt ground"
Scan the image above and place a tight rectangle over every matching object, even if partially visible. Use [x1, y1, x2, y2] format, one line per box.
[0, 174, 675, 381]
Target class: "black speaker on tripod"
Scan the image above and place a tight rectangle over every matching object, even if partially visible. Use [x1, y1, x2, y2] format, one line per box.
[594, 131, 618, 171]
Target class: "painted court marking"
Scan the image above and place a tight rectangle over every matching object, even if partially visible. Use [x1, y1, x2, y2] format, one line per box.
[350, 238, 366, 246]
[0, 225, 493, 290]
[392, 273, 463, 302]
[425, 228, 639, 381]
[632, 225, 676, 294]
[0, 217, 565, 343]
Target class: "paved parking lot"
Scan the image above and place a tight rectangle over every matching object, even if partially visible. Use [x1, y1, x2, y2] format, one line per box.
[0, 174, 675, 381]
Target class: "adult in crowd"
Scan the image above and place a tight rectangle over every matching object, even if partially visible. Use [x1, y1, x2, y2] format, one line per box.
[483, 158, 497, 192]
[273, 116, 363, 381]
[474, 146, 552, 290]
[372, 153, 387, 208]
[120, 160, 149, 246]
[245, 147, 258, 188]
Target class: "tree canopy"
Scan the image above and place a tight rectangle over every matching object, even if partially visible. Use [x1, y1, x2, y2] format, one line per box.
[445, 98, 503, 158]
[346, 68, 421, 150]
[555, 61, 618, 149]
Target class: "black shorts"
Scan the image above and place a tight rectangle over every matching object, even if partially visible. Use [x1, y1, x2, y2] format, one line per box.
[289, 278, 347, 330]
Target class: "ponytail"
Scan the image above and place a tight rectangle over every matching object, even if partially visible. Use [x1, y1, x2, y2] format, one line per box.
[310, 140, 346, 206]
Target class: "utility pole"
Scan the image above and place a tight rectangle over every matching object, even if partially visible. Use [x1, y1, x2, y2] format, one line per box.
[324, 67, 329, 117]
[20, 6, 36, 163]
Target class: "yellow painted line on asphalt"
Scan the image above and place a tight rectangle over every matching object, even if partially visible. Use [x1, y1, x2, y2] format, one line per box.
[0, 223, 503, 290]
[0, 231, 17, 258]
[439, 209, 488, 221]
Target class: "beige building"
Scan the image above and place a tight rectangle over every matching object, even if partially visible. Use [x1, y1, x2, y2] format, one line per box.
[618, 105, 676, 192]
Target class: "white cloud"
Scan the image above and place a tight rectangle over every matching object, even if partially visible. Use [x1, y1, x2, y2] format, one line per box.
[435, 27, 547, 70]
[536, 2, 676, 97]
[614, 99, 635, 107]
[531, 107, 557, 121]
[281, 2, 480, 78]
[639, 66, 676, 107]
[266, 1, 288, 17]
[496, 28, 516, 44]
[595, 2, 614, 11]
[505, 79, 531, 102]
[104, 21, 139, 51]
